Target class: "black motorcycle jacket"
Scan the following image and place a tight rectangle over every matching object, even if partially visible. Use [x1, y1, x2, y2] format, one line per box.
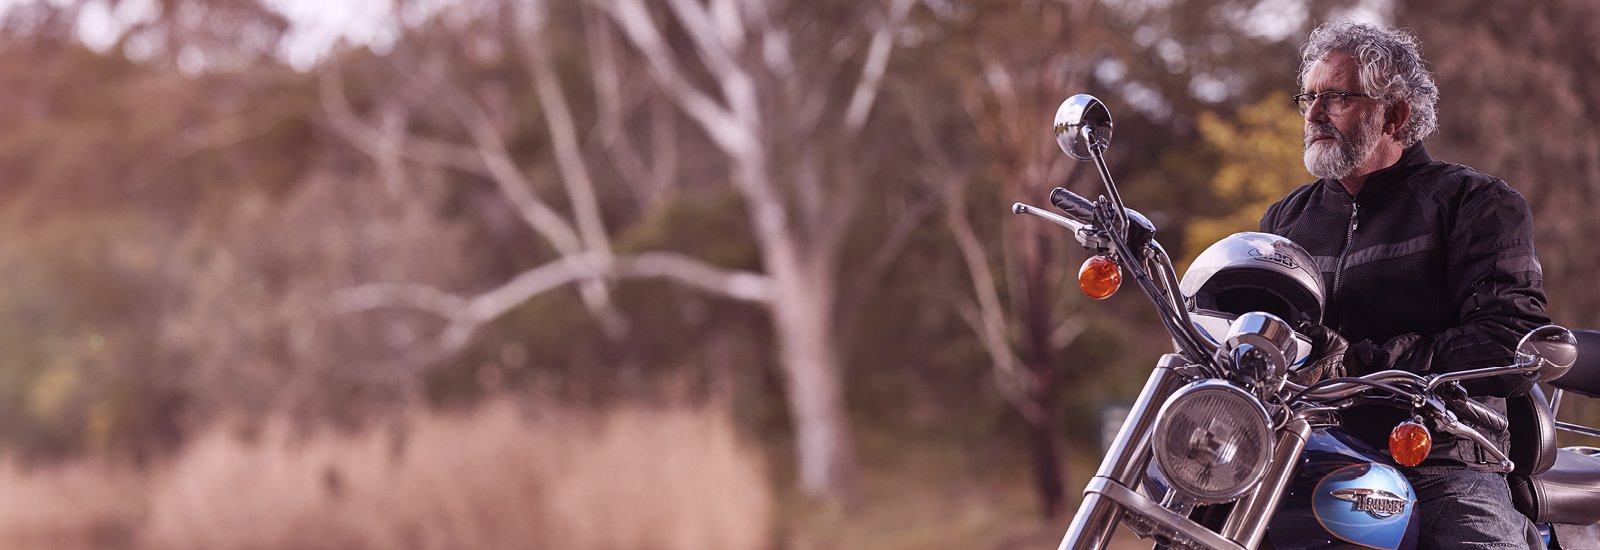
[1259, 143, 1550, 469]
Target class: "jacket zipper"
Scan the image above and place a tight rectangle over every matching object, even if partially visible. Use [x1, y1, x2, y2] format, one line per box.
[1331, 202, 1360, 323]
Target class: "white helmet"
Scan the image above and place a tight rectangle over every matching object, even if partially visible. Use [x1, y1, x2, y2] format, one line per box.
[1179, 232, 1325, 326]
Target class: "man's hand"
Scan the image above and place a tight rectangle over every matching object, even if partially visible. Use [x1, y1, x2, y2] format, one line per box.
[1294, 324, 1352, 385]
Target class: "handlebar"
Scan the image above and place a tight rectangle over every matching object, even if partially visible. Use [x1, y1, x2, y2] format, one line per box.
[1290, 366, 1520, 470]
[1050, 187, 1097, 225]
[1443, 392, 1510, 434]
[1047, 187, 1157, 252]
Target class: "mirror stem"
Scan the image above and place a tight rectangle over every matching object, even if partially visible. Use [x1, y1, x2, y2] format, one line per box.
[1083, 126, 1129, 233]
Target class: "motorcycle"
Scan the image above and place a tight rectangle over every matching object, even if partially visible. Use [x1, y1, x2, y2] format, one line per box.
[1021, 93, 1600, 549]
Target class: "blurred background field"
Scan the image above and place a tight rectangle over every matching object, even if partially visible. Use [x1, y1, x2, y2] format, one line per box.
[0, 0, 1598, 547]
[0, 397, 1160, 549]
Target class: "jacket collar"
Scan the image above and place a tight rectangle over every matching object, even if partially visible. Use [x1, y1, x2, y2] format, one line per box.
[1319, 143, 1432, 203]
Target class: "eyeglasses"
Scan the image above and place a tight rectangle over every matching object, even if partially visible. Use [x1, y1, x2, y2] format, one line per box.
[1291, 91, 1374, 116]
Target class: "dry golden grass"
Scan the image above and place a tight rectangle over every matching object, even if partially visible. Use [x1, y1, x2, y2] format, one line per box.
[0, 400, 773, 549]
[0, 459, 144, 549]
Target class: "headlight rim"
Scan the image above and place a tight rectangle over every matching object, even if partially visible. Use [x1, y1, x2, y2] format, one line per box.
[1150, 379, 1275, 504]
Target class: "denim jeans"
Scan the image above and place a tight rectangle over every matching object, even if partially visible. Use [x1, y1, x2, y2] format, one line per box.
[1409, 467, 1543, 549]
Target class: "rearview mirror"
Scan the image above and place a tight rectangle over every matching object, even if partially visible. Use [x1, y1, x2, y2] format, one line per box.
[1053, 94, 1113, 161]
[1517, 325, 1577, 381]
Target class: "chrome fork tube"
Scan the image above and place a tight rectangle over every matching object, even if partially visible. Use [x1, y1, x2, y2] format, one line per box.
[1059, 354, 1190, 550]
[1220, 416, 1313, 547]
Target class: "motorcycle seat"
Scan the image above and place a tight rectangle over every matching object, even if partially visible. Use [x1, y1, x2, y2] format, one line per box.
[1508, 329, 1600, 524]
[1508, 386, 1559, 476]
[1511, 448, 1600, 524]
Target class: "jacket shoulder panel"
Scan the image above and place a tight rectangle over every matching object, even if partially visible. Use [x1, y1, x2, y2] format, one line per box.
[1261, 181, 1323, 232]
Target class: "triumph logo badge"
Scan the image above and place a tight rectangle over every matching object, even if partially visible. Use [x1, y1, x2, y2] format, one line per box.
[1329, 488, 1409, 519]
[1248, 247, 1300, 270]
[1312, 463, 1413, 548]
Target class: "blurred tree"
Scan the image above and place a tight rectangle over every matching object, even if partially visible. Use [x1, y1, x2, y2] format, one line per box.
[1183, 92, 1305, 256]
[0, 0, 314, 458]
[590, 0, 924, 499]
[904, 0, 1104, 518]
[163, 164, 478, 425]
[903, 0, 1355, 517]
[315, 0, 930, 499]
[119, 0, 290, 71]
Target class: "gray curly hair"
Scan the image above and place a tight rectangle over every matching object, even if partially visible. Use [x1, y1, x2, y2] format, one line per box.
[1298, 19, 1439, 146]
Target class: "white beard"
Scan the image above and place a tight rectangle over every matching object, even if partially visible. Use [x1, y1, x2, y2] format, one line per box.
[1304, 111, 1384, 181]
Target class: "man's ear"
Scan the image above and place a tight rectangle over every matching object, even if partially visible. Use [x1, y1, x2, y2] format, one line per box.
[1385, 100, 1412, 136]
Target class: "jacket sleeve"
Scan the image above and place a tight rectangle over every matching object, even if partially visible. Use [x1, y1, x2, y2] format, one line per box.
[1373, 180, 1550, 396]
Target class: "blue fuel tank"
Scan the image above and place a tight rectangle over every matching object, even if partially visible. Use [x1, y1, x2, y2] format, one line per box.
[1265, 428, 1420, 549]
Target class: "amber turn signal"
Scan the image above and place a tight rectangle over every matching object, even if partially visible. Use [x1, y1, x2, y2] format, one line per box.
[1079, 255, 1122, 300]
[1388, 421, 1431, 467]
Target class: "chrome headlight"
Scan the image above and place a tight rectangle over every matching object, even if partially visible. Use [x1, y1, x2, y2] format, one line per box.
[1150, 380, 1274, 503]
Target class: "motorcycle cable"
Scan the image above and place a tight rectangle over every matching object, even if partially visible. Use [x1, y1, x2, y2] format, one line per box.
[1095, 200, 1215, 369]
[1146, 240, 1213, 355]
[1070, 135, 1215, 366]
[1286, 376, 1421, 407]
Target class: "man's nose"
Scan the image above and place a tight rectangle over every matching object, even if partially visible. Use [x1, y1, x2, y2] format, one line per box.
[1304, 97, 1331, 122]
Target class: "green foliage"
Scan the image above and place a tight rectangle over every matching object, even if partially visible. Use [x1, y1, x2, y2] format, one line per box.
[0, 17, 319, 458]
[613, 189, 761, 269]
[1183, 92, 1307, 258]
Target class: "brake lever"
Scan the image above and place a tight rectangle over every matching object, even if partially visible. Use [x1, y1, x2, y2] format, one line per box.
[1420, 396, 1514, 472]
[1011, 203, 1110, 251]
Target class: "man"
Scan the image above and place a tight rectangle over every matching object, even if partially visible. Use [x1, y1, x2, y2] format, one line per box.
[1260, 19, 1550, 548]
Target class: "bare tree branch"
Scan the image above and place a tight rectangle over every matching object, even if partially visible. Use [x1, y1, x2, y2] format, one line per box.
[521, 4, 615, 260]
[328, 250, 771, 368]
[462, 254, 607, 322]
[906, 77, 1051, 425]
[131, 95, 303, 189]
[330, 282, 471, 319]
[321, 65, 615, 333]
[318, 67, 493, 177]
[650, 97, 681, 199]
[1050, 315, 1088, 351]
[661, 0, 763, 142]
[663, 0, 745, 80]
[808, 0, 916, 266]
[927, 89, 1044, 420]
[169, 102, 296, 162]
[615, 252, 772, 302]
[836, 187, 938, 343]
[373, 100, 410, 197]
[599, 0, 752, 157]
[842, 0, 915, 135]
[599, 0, 791, 260]
[322, 45, 625, 335]
[433, 76, 628, 334]
[437, 82, 589, 257]
[952, 297, 1043, 424]
[585, 8, 674, 209]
